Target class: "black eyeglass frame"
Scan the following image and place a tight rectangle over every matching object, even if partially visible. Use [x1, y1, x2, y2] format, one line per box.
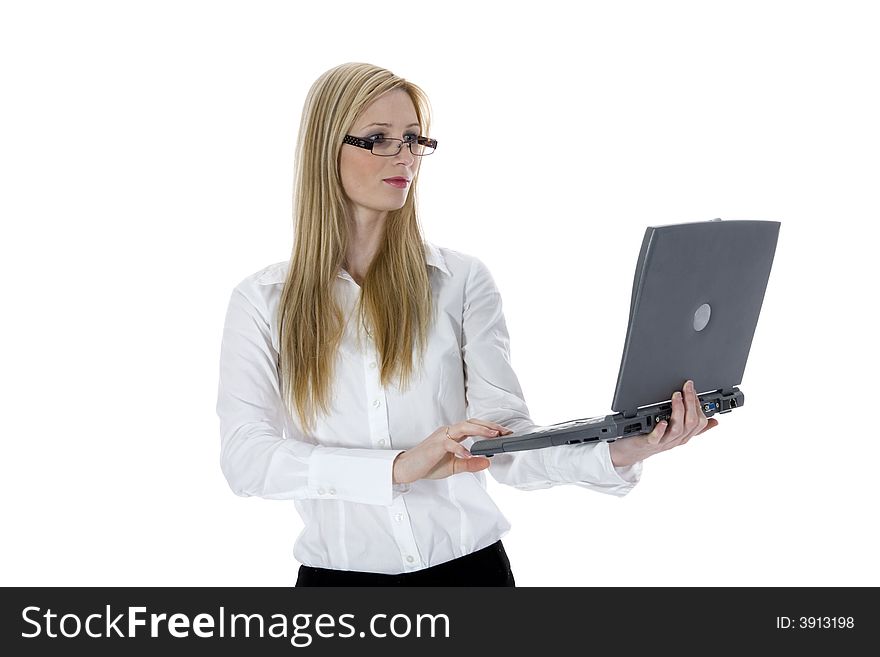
[342, 134, 439, 156]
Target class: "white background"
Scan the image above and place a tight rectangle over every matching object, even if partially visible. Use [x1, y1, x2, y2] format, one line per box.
[2, 0, 877, 587]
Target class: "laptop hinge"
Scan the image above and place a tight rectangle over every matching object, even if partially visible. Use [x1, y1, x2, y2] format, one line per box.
[622, 409, 638, 419]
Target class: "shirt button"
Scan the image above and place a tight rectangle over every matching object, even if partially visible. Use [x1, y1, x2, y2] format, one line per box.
[394, 513, 404, 522]
[378, 439, 386, 446]
[328, 487, 336, 495]
[369, 361, 377, 368]
[317, 487, 325, 495]
[372, 399, 381, 408]
[406, 555, 414, 563]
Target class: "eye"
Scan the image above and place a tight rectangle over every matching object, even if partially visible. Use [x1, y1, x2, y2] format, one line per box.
[368, 133, 386, 142]
[403, 133, 418, 142]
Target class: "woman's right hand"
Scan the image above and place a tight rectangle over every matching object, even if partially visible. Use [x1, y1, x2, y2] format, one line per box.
[392, 419, 513, 484]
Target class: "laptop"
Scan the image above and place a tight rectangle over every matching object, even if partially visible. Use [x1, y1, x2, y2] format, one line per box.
[470, 218, 781, 457]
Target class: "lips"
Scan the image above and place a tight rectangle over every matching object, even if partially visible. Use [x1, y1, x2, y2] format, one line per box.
[383, 177, 410, 183]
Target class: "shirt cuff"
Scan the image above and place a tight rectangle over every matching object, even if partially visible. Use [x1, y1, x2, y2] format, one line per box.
[542, 439, 643, 496]
[308, 447, 406, 506]
[600, 440, 644, 487]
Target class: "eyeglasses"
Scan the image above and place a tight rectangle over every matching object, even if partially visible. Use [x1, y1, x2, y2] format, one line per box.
[342, 134, 438, 157]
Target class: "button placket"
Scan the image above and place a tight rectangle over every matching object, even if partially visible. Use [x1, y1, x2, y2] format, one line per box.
[364, 341, 390, 450]
[387, 497, 421, 571]
[361, 322, 420, 570]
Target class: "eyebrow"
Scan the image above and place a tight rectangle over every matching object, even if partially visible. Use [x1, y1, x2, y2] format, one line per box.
[360, 122, 420, 130]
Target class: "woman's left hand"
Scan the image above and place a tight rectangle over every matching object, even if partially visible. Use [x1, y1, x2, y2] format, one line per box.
[608, 379, 719, 468]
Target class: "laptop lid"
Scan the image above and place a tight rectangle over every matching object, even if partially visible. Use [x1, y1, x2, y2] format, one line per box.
[611, 218, 780, 414]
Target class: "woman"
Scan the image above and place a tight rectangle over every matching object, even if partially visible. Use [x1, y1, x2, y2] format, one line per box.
[215, 62, 718, 587]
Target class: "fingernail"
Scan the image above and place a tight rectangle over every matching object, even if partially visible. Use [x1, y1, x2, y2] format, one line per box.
[675, 392, 682, 400]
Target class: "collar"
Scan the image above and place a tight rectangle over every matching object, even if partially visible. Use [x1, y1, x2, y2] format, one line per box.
[423, 240, 451, 276]
[337, 240, 450, 280]
[258, 241, 450, 286]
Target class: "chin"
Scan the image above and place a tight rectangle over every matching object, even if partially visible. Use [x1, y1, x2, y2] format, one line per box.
[375, 201, 408, 212]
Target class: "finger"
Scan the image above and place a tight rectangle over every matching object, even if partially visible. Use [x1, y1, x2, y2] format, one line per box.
[463, 456, 491, 473]
[693, 387, 711, 435]
[450, 452, 489, 476]
[452, 456, 490, 477]
[447, 440, 473, 460]
[683, 380, 702, 434]
[449, 452, 466, 477]
[468, 419, 513, 434]
[646, 420, 667, 445]
[686, 380, 700, 419]
[453, 422, 502, 441]
[686, 381, 711, 435]
[693, 384, 710, 421]
[662, 391, 684, 443]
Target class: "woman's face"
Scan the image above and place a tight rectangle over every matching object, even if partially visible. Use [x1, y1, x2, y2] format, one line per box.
[339, 89, 422, 221]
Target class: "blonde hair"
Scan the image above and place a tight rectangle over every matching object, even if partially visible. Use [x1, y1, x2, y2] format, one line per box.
[278, 62, 435, 434]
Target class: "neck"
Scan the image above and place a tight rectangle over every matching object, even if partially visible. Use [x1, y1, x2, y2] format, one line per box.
[344, 209, 388, 282]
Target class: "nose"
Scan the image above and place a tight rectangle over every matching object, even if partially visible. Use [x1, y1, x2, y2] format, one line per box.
[392, 142, 415, 167]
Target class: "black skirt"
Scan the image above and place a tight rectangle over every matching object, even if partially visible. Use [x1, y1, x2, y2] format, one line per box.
[295, 540, 516, 587]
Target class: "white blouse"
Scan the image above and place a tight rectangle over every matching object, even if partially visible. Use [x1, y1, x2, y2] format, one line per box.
[215, 241, 642, 575]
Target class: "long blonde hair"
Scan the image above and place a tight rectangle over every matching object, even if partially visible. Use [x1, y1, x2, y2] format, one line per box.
[278, 62, 436, 435]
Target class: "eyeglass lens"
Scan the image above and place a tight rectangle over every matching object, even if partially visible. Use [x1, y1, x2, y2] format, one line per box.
[371, 138, 434, 156]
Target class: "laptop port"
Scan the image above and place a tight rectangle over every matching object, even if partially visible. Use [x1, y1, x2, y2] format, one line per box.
[623, 422, 641, 435]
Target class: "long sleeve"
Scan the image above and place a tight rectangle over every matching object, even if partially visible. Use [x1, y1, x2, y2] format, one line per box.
[460, 256, 642, 497]
[216, 284, 405, 506]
